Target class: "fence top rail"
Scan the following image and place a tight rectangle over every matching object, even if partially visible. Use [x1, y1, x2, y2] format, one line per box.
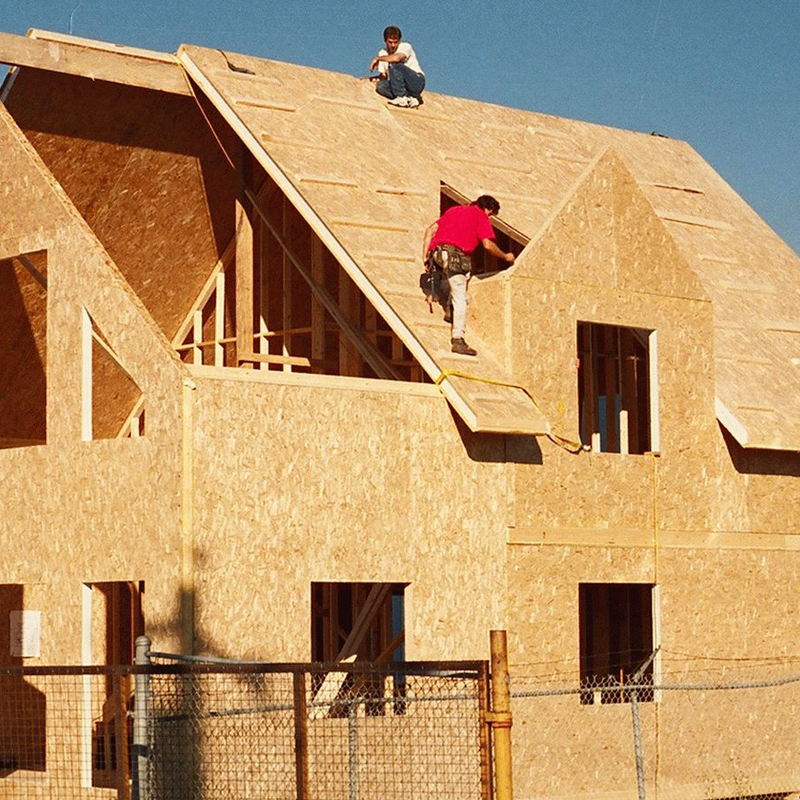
[0, 659, 486, 678]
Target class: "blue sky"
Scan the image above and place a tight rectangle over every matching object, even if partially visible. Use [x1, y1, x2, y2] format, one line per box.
[3, 0, 799, 255]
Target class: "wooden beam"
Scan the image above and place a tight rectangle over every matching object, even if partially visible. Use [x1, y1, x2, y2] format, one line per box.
[246, 188, 401, 381]
[235, 146, 255, 368]
[336, 583, 391, 661]
[0, 30, 189, 95]
[238, 352, 311, 368]
[81, 309, 92, 442]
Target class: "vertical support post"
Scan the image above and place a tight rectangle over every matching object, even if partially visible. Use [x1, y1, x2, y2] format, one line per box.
[293, 670, 309, 800]
[477, 659, 493, 800]
[236, 145, 254, 366]
[81, 308, 93, 441]
[132, 636, 151, 800]
[348, 699, 358, 800]
[113, 671, 131, 800]
[620, 410, 629, 455]
[214, 272, 225, 367]
[192, 310, 203, 366]
[282, 196, 293, 372]
[311, 236, 325, 372]
[630, 689, 646, 800]
[489, 630, 513, 800]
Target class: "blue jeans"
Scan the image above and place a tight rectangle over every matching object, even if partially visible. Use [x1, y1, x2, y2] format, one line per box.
[376, 63, 425, 100]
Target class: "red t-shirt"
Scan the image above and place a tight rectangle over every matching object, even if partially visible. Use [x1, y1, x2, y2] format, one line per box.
[428, 205, 495, 254]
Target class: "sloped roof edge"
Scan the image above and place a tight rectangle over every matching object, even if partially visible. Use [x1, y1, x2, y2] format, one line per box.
[0, 28, 188, 95]
[716, 397, 748, 447]
[178, 47, 546, 435]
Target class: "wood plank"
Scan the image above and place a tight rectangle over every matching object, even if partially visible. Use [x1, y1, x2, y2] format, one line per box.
[238, 352, 311, 367]
[336, 583, 391, 661]
[0, 30, 189, 95]
[214, 273, 225, 366]
[236, 145, 255, 368]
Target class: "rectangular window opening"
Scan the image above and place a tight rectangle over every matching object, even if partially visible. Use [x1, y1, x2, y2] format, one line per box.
[579, 582, 656, 705]
[311, 582, 407, 716]
[577, 322, 655, 455]
[84, 581, 144, 788]
[0, 251, 47, 449]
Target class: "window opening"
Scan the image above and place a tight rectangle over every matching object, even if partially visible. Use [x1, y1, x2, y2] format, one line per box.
[439, 184, 527, 276]
[0, 584, 46, 775]
[577, 322, 653, 454]
[81, 311, 145, 441]
[0, 251, 47, 448]
[85, 581, 144, 788]
[311, 582, 406, 716]
[579, 583, 655, 704]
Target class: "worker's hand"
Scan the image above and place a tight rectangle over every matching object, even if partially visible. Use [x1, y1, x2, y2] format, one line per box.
[369, 57, 379, 72]
[504, 253, 516, 264]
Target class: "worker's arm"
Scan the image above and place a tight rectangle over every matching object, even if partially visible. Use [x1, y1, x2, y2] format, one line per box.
[482, 238, 515, 264]
[422, 221, 438, 261]
[369, 50, 408, 71]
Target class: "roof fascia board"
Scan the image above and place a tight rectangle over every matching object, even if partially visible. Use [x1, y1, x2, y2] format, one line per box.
[0, 29, 189, 95]
[177, 48, 482, 430]
[715, 397, 748, 447]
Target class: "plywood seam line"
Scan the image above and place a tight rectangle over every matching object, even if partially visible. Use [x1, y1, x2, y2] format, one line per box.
[180, 377, 196, 655]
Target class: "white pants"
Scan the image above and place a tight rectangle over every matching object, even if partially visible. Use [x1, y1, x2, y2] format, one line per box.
[449, 272, 470, 340]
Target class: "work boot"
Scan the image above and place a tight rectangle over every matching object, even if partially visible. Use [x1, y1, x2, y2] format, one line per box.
[443, 306, 453, 324]
[451, 337, 477, 356]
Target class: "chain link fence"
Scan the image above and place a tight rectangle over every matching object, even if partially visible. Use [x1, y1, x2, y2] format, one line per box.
[0, 658, 489, 800]
[510, 659, 800, 800]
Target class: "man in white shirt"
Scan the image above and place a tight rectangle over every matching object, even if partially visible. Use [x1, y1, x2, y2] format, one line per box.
[369, 26, 425, 108]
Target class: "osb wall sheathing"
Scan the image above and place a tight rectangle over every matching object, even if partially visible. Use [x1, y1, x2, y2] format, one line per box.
[506, 543, 800, 800]
[4, 68, 237, 341]
[0, 101, 189, 661]
[187, 368, 508, 662]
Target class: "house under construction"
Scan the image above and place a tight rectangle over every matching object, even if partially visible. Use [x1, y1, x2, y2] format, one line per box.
[1, 28, 800, 800]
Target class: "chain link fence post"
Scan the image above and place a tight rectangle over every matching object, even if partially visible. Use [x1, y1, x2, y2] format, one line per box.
[132, 635, 151, 800]
[293, 669, 309, 800]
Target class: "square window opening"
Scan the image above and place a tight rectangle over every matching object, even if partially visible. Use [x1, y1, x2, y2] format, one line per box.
[577, 322, 655, 455]
[311, 582, 406, 716]
[579, 582, 656, 705]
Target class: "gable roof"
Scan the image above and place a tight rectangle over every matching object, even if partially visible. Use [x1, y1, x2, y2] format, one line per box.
[3, 31, 799, 448]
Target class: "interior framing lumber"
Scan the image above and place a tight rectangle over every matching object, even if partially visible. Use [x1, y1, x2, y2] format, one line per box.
[0, 30, 189, 95]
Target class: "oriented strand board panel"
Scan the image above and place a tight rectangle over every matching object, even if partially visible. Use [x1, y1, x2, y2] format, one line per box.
[187, 366, 508, 661]
[4, 69, 236, 343]
[0, 29, 188, 94]
[506, 541, 800, 800]
[181, 45, 549, 435]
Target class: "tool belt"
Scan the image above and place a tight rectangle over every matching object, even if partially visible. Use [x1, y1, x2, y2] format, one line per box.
[430, 244, 471, 276]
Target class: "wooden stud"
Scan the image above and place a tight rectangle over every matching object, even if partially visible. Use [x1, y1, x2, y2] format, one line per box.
[235, 145, 255, 368]
[282, 196, 293, 372]
[192, 310, 203, 366]
[214, 272, 225, 367]
[81, 308, 93, 442]
[311, 236, 325, 372]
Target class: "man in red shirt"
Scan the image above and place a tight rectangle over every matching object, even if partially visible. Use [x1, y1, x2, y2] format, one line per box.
[422, 195, 515, 356]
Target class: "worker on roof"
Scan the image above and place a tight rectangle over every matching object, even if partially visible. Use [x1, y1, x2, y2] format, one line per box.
[423, 196, 516, 357]
[369, 26, 425, 109]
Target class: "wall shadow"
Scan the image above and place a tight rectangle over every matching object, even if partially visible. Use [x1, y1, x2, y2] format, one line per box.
[721, 424, 800, 477]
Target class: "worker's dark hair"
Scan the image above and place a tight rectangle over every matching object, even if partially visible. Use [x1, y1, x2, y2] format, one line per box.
[383, 26, 402, 40]
[474, 195, 501, 216]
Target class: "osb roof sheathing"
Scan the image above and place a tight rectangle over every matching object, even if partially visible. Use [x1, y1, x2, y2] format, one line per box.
[178, 44, 800, 451]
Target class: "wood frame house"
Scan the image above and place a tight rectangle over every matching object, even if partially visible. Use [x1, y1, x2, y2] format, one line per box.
[2, 29, 800, 799]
